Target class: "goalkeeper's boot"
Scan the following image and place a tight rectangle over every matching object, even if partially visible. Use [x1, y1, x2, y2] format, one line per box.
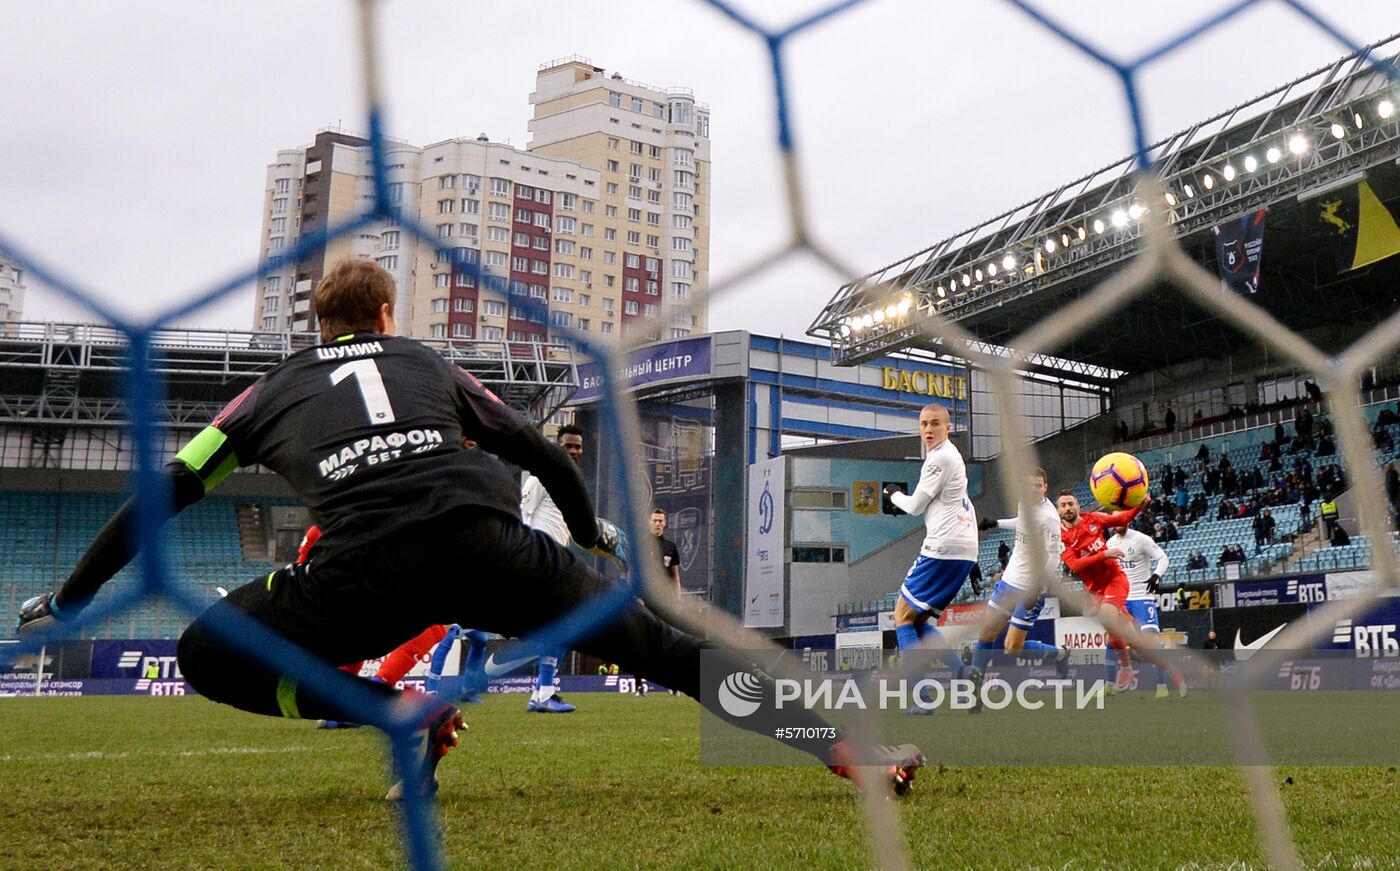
[385, 702, 466, 801]
[16, 593, 64, 636]
[1055, 647, 1071, 680]
[459, 691, 484, 705]
[1154, 684, 1171, 699]
[828, 741, 926, 797]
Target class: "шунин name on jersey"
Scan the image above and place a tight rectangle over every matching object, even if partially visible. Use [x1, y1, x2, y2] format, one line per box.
[318, 428, 444, 479]
[316, 341, 384, 360]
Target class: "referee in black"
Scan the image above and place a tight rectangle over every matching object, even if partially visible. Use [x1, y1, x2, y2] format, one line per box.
[18, 259, 922, 796]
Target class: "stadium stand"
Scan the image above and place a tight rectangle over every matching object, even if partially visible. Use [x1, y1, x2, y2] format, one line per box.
[0, 491, 296, 640]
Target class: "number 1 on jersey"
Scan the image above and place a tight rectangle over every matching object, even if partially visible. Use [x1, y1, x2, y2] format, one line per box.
[330, 359, 396, 424]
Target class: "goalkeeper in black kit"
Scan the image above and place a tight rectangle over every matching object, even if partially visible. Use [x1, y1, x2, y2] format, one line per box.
[17, 258, 924, 798]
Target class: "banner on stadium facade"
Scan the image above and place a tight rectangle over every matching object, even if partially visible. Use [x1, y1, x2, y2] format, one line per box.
[1314, 180, 1400, 272]
[90, 640, 182, 680]
[1055, 615, 1110, 650]
[938, 602, 987, 627]
[744, 455, 785, 627]
[1324, 571, 1400, 602]
[1227, 575, 1327, 608]
[834, 610, 893, 632]
[1310, 598, 1400, 654]
[1209, 603, 1307, 659]
[645, 412, 712, 594]
[1212, 207, 1267, 294]
[571, 336, 713, 403]
[1159, 608, 1211, 647]
[852, 480, 879, 515]
[834, 629, 881, 649]
[1, 674, 670, 698]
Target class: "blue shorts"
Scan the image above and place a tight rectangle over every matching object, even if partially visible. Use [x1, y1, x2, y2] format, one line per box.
[1125, 599, 1159, 631]
[986, 580, 1046, 631]
[899, 556, 974, 617]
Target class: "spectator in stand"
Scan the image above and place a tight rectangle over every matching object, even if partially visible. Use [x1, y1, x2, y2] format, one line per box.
[1193, 408, 1204, 427]
[1274, 421, 1287, 450]
[1216, 499, 1235, 521]
[1114, 420, 1129, 442]
[1305, 379, 1324, 405]
[1175, 487, 1189, 513]
[1174, 466, 1187, 492]
[1203, 630, 1224, 651]
[1205, 466, 1220, 497]
[1374, 425, 1394, 453]
[1330, 523, 1351, 548]
[1387, 462, 1400, 510]
[1186, 551, 1208, 570]
[1196, 442, 1210, 470]
[1378, 404, 1400, 427]
[997, 539, 1010, 571]
[1222, 465, 1238, 496]
[1253, 508, 1276, 549]
[1218, 546, 1247, 566]
[1165, 407, 1176, 432]
[1163, 519, 1180, 542]
[1161, 463, 1174, 497]
[1296, 407, 1314, 441]
[1190, 493, 1207, 522]
[1319, 495, 1339, 540]
[1316, 433, 1335, 456]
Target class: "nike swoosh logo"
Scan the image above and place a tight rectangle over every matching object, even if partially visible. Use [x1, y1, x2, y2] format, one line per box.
[484, 648, 539, 677]
[1233, 624, 1287, 660]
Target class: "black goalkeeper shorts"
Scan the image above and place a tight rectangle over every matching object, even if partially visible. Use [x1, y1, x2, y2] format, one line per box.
[190, 507, 701, 691]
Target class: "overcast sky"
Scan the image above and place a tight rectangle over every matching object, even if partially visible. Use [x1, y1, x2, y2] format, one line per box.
[1, 1, 1396, 338]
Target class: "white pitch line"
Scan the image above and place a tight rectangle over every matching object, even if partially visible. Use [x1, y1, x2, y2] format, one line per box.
[0, 744, 341, 763]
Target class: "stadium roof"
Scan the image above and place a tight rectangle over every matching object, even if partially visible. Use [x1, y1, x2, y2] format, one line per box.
[810, 33, 1400, 374]
[0, 322, 578, 428]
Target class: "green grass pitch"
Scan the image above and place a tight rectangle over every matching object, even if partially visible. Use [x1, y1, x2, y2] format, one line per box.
[1, 694, 1397, 870]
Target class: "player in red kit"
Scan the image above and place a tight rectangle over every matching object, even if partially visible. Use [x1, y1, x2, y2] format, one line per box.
[1057, 492, 1186, 697]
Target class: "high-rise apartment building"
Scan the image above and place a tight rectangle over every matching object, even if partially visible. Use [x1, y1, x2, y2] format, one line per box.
[254, 58, 710, 344]
[0, 253, 27, 323]
[527, 57, 711, 342]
